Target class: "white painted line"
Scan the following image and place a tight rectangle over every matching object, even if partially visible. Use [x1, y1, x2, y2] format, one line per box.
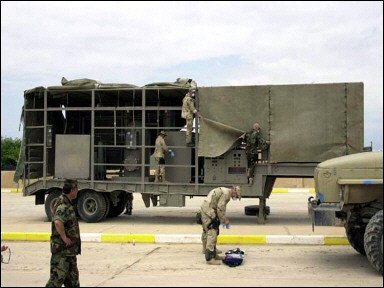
[81, 233, 102, 242]
[155, 234, 201, 243]
[266, 235, 324, 245]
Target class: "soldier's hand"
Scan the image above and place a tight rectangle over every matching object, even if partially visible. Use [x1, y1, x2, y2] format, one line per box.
[63, 237, 72, 247]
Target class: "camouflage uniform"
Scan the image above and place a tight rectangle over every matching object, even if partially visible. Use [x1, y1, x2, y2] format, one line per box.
[152, 133, 168, 183]
[244, 128, 269, 183]
[200, 187, 232, 262]
[46, 194, 81, 287]
[181, 92, 198, 144]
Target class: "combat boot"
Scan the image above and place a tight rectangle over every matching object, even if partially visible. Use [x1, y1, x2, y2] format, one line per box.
[206, 258, 221, 265]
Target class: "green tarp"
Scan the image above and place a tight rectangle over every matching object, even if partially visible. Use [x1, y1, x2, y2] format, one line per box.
[198, 83, 364, 162]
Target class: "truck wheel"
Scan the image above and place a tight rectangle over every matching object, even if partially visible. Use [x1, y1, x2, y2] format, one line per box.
[364, 210, 383, 274]
[345, 210, 366, 255]
[244, 205, 270, 216]
[45, 189, 62, 221]
[77, 190, 107, 223]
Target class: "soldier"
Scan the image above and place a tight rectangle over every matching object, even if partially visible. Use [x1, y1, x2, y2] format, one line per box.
[181, 89, 202, 146]
[200, 186, 241, 265]
[46, 179, 81, 287]
[124, 193, 133, 215]
[152, 130, 174, 183]
[244, 123, 269, 184]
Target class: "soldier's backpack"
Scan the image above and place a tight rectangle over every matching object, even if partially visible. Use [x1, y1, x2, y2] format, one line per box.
[222, 248, 245, 267]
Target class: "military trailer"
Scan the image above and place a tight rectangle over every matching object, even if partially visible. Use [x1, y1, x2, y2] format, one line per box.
[16, 78, 364, 224]
[308, 151, 383, 274]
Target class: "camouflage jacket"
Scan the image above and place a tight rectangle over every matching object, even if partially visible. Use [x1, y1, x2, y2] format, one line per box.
[153, 135, 168, 159]
[244, 129, 268, 155]
[200, 187, 231, 223]
[50, 194, 81, 255]
[181, 94, 197, 119]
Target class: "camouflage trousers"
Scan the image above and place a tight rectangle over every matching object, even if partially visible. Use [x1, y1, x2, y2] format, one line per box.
[246, 153, 258, 178]
[201, 211, 219, 254]
[185, 116, 193, 143]
[46, 254, 80, 287]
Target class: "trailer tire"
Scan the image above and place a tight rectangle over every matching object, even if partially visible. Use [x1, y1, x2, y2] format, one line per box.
[101, 193, 111, 220]
[77, 190, 107, 223]
[244, 205, 270, 216]
[364, 210, 383, 274]
[45, 189, 62, 221]
[107, 191, 127, 218]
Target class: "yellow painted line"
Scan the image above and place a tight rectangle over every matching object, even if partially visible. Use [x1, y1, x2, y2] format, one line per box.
[324, 235, 349, 245]
[1, 232, 50, 241]
[101, 234, 155, 243]
[10, 189, 23, 193]
[272, 189, 288, 193]
[217, 235, 266, 244]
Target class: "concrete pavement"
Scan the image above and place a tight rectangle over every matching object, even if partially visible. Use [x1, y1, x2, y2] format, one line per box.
[1, 189, 347, 245]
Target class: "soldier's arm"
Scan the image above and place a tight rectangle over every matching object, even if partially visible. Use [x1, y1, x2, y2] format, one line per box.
[53, 204, 72, 246]
[216, 195, 228, 223]
[161, 138, 168, 153]
[54, 220, 71, 247]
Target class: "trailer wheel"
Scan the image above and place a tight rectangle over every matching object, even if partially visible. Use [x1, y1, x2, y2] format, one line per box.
[45, 189, 62, 221]
[101, 193, 111, 220]
[244, 205, 270, 216]
[77, 190, 107, 223]
[107, 191, 127, 218]
[364, 210, 383, 274]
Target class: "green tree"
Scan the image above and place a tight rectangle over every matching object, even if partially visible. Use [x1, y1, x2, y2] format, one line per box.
[1, 136, 22, 170]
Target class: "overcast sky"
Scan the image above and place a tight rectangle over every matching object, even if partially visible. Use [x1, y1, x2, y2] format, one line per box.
[1, 1, 383, 150]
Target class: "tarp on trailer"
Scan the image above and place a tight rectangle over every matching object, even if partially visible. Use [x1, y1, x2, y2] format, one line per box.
[198, 83, 363, 162]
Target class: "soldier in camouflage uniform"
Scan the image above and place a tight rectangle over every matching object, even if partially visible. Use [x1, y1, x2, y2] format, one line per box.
[152, 131, 173, 183]
[200, 186, 241, 265]
[46, 179, 81, 287]
[244, 123, 269, 184]
[181, 90, 201, 145]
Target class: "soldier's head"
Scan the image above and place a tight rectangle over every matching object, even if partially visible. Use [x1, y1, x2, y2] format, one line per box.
[63, 179, 78, 199]
[159, 131, 167, 138]
[231, 186, 241, 201]
[253, 123, 260, 131]
[189, 89, 196, 97]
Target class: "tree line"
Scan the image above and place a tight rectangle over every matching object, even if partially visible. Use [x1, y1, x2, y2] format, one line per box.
[1, 136, 21, 170]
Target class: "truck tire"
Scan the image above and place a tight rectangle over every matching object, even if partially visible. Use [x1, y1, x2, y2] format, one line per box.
[77, 190, 107, 223]
[244, 205, 270, 216]
[345, 210, 366, 255]
[364, 210, 383, 274]
[45, 188, 62, 221]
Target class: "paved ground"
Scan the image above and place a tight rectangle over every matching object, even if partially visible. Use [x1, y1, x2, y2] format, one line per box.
[1, 242, 382, 287]
[1, 191, 343, 236]
[1, 191, 382, 287]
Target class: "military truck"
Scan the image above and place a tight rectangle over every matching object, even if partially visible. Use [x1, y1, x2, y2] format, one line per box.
[15, 78, 364, 224]
[308, 151, 383, 274]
